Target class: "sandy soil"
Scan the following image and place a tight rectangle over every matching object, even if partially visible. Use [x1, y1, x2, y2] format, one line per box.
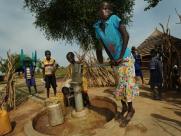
[3, 80, 181, 136]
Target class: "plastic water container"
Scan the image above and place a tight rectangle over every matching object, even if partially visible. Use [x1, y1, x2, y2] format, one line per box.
[45, 92, 66, 115]
[0, 110, 12, 135]
[47, 103, 64, 126]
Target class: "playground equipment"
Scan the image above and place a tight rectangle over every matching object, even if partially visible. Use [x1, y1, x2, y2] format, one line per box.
[20, 49, 37, 68]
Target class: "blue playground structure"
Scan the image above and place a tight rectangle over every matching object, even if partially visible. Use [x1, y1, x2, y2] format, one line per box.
[20, 49, 37, 68]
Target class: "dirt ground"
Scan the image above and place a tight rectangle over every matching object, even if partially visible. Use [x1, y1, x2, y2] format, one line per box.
[88, 86, 181, 136]
[5, 99, 43, 136]
[3, 79, 181, 136]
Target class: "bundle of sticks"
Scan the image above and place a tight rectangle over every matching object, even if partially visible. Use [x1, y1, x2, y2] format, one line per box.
[159, 17, 180, 88]
[64, 51, 116, 87]
[2, 52, 16, 109]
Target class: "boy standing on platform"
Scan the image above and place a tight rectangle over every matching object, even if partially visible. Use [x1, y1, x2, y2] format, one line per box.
[42, 50, 58, 98]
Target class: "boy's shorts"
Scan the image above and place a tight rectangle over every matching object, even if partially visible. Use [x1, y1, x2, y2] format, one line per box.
[45, 75, 57, 89]
[135, 69, 143, 77]
[150, 70, 162, 87]
[26, 78, 36, 87]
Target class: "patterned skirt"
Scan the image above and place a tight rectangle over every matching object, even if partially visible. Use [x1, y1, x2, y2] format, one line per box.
[114, 56, 139, 102]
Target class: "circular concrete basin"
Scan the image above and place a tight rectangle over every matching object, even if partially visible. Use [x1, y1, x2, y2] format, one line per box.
[25, 96, 117, 136]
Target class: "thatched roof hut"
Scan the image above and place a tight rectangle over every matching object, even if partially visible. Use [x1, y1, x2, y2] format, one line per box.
[137, 28, 181, 88]
[137, 28, 181, 70]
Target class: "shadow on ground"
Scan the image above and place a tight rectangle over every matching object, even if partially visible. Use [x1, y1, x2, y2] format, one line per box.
[89, 105, 114, 122]
[139, 85, 181, 106]
[11, 121, 16, 131]
[151, 113, 181, 136]
[103, 88, 115, 96]
[175, 111, 181, 117]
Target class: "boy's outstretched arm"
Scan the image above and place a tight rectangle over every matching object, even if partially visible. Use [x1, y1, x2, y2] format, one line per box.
[96, 40, 103, 64]
[41, 62, 45, 78]
[118, 24, 129, 61]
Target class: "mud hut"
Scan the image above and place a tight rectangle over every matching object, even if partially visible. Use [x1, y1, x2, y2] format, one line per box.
[137, 28, 181, 88]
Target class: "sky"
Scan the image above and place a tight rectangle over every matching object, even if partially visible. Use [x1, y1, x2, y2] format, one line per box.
[0, 0, 181, 66]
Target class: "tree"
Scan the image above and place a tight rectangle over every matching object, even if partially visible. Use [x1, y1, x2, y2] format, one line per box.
[0, 57, 7, 73]
[0, 52, 19, 109]
[175, 8, 181, 24]
[24, 0, 135, 50]
[0, 54, 31, 73]
[144, 0, 163, 11]
[24, 0, 164, 50]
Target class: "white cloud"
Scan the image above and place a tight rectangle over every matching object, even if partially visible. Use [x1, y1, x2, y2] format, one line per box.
[128, 0, 181, 48]
[0, 0, 80, 66]
[134, 0, 147, 14]
[0, 0, 181, 66]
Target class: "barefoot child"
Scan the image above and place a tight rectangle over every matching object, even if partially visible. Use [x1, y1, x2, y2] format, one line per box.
[149, 49, 162, 100]
[94, 1, 139, 122]
[131, 46, 144, 84]
[23, 58, 37, 94]
[42, 50, 58, 98]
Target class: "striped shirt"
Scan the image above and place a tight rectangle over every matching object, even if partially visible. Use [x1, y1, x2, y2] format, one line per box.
[26, 67, 31, 79]
[42, 58, 57, 75]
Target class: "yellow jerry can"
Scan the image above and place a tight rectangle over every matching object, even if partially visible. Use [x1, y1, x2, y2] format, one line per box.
[0, 109, 12, 135]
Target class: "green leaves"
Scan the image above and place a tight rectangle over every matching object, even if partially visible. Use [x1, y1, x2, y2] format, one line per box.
[24, 0, 135, 50]
[23, 0, 163, 49]
[144, 0, 162, 11]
